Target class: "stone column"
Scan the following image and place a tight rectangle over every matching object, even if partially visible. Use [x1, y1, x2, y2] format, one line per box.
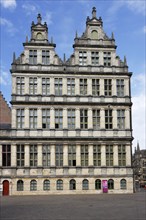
[89, 144, 93, 166]
[37, 49, 42, 64]
[126, 144, 131, 166]
[125, 79, 129, 96]
[11, 143, 16, 167]
[75, 78, 79, 95]
[12, 76, 16, 94]
[112, 78, 116, 96]
[24, 144, 30, 167]
[75, 108, 80, 129]
[76, 144, 81, 166]
[25, 77, 29, 94]
[50, 107, 55, 129]
[63, 144, 68, 166]
[63, 108, 68, 129]
[87, 78, 92, 95]
[50, 78, 54, 95]
[100, 108, 105, 129]
[113, 108, 117, 129]
[11, 108, 16, 129]
[88, 108, 93, 129]
[0, 145, 2, 166]
[100, 78, 104, 96]
[37, 108, 42, 129]
[63, 78, 67, 95]
[50, 144, 55, 166]
[37, 77, 42, 95]
[25, 108, 29, 129]
[101, 144, 106, 166]
[87, 51, 91, 65]
[99, 51, 103, 65]
[37, 144, 42, 167]
[125, 109, 130, 129]
[113, 144, 118, 166]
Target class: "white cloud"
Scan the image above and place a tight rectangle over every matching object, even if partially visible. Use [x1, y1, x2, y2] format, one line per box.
[0, 70, 10, 86]
[43, 12, 53, 26]
[125, 0, 146, 16]
[0, 17, 17, 35]
[0, 0, 16, 9]
[22, 3, 37, 15]
[132, 73, 146, 149]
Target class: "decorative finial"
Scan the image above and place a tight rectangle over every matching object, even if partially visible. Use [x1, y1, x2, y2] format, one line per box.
[92, 7, 96, 18]
[13, 52, 16, 63]
[111, 32, 114, 40]
[124, 56, 127, 66]
[86, 16, 90, 22]
[137, 141, 140, 151]
[63, 53, 66, 62]
[37, 13, 42, 24]
[26, 35, 28, 43]
[75, 30, 78, 38]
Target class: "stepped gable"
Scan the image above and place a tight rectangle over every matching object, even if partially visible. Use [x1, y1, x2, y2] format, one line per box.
[0, 91, 11, 129]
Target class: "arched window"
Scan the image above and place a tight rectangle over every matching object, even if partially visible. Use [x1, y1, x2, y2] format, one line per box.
[70, 179, 76, 190]
[17, 180, 24, 191]
[120, 179, 127, 189]
[30, 180, 37, 191]
[57, 179, 63, 190]
[91, 30, 98, 39]
[82, 179, 89, 190]
[36, 32, 43, 40]
[108, 179, 114, 189]
[43, 179, 50, 191]
[95, 179, 101, 190]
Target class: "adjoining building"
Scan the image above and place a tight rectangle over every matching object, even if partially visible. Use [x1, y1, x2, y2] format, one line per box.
[133, 143, 146, 190]
[0, 7, 133, 195]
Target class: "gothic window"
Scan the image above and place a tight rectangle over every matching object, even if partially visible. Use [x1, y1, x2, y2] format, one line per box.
[29, 50, 37, 64]
[79, 51, 87, 65]
[16, 109, 24, 129]
[80, 109, 88, 129]
[80, 79, 87, 95]
[117, 110, 125, 129]
[55, 109, 63, 129]
[67, 78, 75, 95]
[93, 109, 100, 129]
[29, 77, 37, 95]
[68, 109, 75, 129]
[29, 109, 37, 129]
[104, 79, 112, 96]
[68, 145, 76, 166]
[116, 79, 124, 97]
[93, 145, 101, 166]
[105, 109, 113, 129]
[91, 52, 99, 65]
[17, 144, 24, 167]
[30, 145, 37, 167]
[106, 145, 113, 166]
[42, 78, 50, 95]
[81, 145, 88, 166]
[55, 145, 63, 166]
[2, 145, 11, 167]
[92, 79, 100, 96]
[103, 52, 111, 66]
[42, 109, 50, 129]
[16, 77, 24, 95]
[42, 145, 50, 167]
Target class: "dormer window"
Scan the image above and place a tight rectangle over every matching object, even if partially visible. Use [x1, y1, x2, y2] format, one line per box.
[42, 50, 50, 65]
[36, 32, 43, 40]
[104, 52, 111, 66]
[91, 30, 98, 39]
[29, 50, 37, 64]
[79, 51, 87, 66]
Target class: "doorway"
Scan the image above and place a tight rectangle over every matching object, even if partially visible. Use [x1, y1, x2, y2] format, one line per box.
[3, 180, 9, 196]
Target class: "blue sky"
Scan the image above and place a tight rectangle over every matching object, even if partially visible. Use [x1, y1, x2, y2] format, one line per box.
[0, 0, 145, 150]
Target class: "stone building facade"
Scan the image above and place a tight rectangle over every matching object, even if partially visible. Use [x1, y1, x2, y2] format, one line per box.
[0, 8, 133, 195]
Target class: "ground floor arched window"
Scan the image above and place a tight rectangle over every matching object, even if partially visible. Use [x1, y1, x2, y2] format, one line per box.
[43, 179, 50, 191]
[57, 179, 63, 190]
[30, 180, 37, 191]
[70, 179, 76, 190]
[120, 179, 127, 189]
[108, 179, 114, 189]
[17, 180, 24, 191]
[95, 179, 101, 190]
[82, 179, 89, 190]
